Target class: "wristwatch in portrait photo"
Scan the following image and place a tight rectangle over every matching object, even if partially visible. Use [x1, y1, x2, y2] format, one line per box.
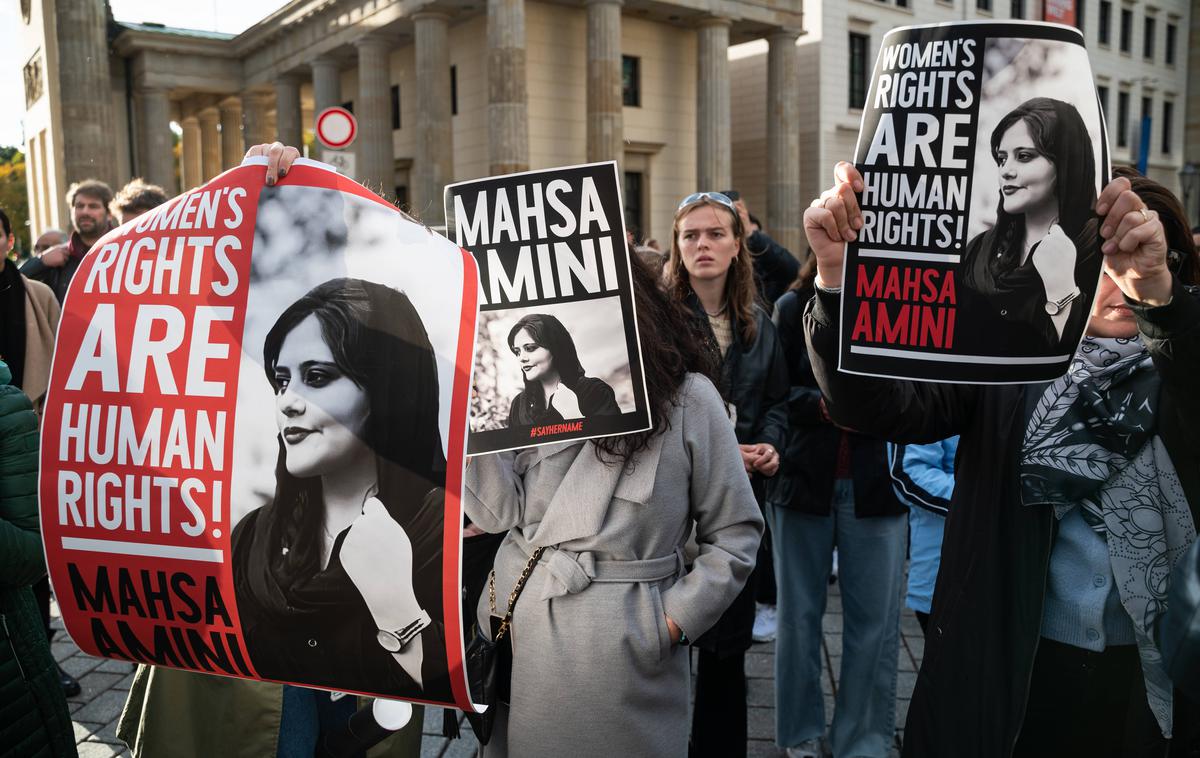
[377, 609, 432, 652]
[1045, 287, 1082, 316]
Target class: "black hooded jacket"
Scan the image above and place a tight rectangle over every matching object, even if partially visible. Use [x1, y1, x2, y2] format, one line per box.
[804, 281, 1200, 757]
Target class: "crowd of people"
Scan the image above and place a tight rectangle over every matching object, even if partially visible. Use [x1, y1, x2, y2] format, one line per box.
[1, 138, 1199, 758]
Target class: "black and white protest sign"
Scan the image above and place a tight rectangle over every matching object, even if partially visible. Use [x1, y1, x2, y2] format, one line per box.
[445, 162, 652, 454]
[841, 21, 1109, 383]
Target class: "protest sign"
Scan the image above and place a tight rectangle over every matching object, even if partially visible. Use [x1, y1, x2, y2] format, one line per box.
[445, 162, 652, 454]
[840, 21, 1109, 383]
[38, 157, 480, 711]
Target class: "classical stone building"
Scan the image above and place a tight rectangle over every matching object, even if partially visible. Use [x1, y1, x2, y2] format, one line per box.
[731, 0, 1195, 231]
[20, 0, 804, 248]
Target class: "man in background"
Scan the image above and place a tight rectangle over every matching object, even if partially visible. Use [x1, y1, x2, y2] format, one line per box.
[21, 179, 113, 303]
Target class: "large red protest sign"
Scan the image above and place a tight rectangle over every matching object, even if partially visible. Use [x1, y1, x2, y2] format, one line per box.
[39, 158, 479, 711]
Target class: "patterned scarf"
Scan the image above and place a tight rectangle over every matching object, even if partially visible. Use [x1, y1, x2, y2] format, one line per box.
[1020, 336, 1196, 737]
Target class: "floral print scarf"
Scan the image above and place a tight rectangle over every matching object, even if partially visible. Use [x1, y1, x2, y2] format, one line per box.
[1020, 335, 1196, 737]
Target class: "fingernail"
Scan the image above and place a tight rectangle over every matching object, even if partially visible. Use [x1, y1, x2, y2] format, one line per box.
[854, 181, 864, 192]
[853, 217, 864, 229]
[1100, 225, 1111, 238]
[267, 176, 276, 186]
[1102, 240, 1115, 254]
[279, 168, 287, 176]
[1096, 203, 1108, 214]
[846, 230, 857, 241]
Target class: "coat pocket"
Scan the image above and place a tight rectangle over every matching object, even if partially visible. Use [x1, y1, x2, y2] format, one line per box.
[649, 586, 671, 662]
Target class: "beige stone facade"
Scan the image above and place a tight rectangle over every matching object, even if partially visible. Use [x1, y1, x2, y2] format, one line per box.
[732, 0, 1196, 246]
[20, 0, 804, 247]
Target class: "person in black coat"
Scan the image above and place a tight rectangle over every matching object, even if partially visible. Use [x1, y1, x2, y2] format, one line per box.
[664, 191, 786, 758]
[804, 161, 1200, 757]
[767, 256, 908, 758]
[504, 313, 620, 427]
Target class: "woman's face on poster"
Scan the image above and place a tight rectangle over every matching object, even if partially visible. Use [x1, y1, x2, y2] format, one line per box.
[273, 314, 372, 478]
[511, 328, 555, 383]
[677, 205, 739, 283]
[995, 120, 1057, 217]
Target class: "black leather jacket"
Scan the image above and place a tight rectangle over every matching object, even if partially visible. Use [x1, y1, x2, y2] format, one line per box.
[687, 293, 788, 453]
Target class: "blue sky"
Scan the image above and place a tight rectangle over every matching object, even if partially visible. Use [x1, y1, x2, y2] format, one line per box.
[0, 0, 290, 147]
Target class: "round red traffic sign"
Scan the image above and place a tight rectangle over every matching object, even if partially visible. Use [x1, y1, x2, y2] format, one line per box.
[316, 107, 357, 150]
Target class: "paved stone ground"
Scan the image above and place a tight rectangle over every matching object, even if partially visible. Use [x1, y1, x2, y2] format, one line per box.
[58, 579, 923, 757]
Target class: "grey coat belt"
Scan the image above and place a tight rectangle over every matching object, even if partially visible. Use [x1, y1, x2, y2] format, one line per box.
[508, 531, 685, 602]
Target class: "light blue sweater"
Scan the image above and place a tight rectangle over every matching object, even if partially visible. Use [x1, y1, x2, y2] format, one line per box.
[1040, 507, 1136, 651]
[888, 438, 957, 615]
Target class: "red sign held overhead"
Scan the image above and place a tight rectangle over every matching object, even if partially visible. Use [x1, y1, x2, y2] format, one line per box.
[315, 106, 357, 150]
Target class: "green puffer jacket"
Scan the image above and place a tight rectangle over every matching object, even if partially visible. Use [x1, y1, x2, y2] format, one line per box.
[0, 361, 76, 758]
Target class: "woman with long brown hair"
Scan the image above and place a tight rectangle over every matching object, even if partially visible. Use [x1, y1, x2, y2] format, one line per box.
[665, 191, 788, 758]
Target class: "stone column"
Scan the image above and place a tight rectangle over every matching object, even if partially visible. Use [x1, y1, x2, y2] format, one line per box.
[487, 0, 529, 174]
[586, 0, 623, 167]
[199, 107, 221, 181]
[274, 74, 304, 149]
[181, 116, 203, 190]
[219, 97, 244, 169]
[55, 0, 118, 187]
[136, 86, 175, 191]
[414, 12, 453, 224]
[767, 30, 802, 255]
[355, 36, 395, 196]
[310, 56, 342, 115]
[242, 91, 273, 146]
[696, 18, 731, 191]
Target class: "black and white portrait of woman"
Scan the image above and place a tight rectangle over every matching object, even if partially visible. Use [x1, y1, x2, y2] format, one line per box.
[505, 313, 621, 427]
[958, 97, 1100, 355]
[957, 38, 1107, 358]
[227, 178, 470, 703]
[468, 297, 639, 435]
[231, 277, 451, 700]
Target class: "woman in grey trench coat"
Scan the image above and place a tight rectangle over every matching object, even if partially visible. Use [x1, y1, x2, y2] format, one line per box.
[464, 256, 764, 758]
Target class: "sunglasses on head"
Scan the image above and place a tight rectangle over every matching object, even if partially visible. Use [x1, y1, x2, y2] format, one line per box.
[677, 192, 736, 212]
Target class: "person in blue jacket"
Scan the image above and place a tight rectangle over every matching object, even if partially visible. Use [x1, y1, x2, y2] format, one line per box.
[887, 438, 958, 634]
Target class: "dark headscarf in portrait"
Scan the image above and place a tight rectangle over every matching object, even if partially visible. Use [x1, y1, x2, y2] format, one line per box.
[507, 313, 586, 421]
[232, 277, 448, 695]
[959, 98, 1103, 352]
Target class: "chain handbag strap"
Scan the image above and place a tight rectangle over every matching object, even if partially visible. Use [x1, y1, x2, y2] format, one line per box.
[487, 546, 547, 642]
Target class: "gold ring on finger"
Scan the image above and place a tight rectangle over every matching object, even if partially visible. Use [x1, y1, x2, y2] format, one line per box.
[1138, 208, 1151, 223]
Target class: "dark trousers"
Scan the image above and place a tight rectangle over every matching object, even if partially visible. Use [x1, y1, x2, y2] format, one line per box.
[752, 476, 776, 606]
[690, 648, 747, 758]
[914, 610, 929, 636]
[1014, 638, 1166, 758]
[755, 517, 776, 605]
